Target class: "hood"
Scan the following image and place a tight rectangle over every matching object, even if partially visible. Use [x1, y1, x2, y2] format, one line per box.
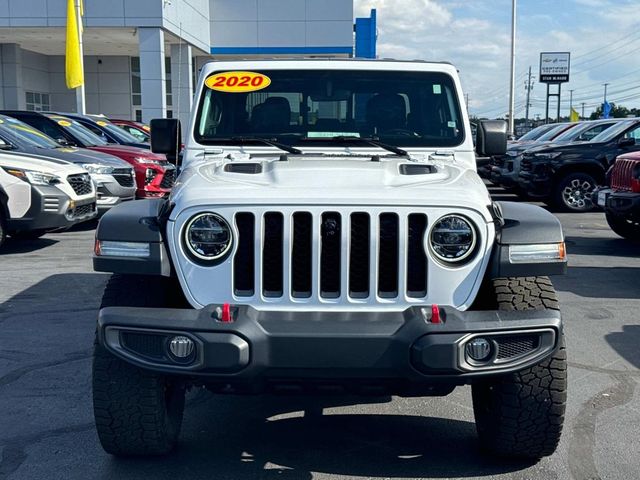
[10, 145, 132, 168]
[88, 144, 165, 160]
[171, 155, 493, 220]
[0, 151, 87, 175]
[524, 141, 592, 155]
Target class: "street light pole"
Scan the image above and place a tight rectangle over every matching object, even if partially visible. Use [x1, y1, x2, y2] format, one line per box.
[508, 0, 517, 136]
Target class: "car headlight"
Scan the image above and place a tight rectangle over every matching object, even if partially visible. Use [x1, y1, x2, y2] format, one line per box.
[134, 156, 162, 165]
[184, 213, 233, 261]
[533, 152, 562, 160]
[2, 167, 61, 186]
[428, 214, 477, 264]
[82, 163, 114, 174]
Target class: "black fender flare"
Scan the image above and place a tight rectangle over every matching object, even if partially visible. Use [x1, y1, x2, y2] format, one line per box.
[489, 201, 567, 278]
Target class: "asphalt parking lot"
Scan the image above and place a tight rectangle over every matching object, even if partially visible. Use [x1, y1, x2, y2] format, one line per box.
[0, 186, 638, 480]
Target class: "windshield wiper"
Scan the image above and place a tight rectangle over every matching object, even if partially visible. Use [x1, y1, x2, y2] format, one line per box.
[202, 136, 302, 155]
[302, 136, 409, 157]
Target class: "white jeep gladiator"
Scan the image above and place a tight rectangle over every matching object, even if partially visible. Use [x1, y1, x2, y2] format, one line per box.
[92, 59, 568, 459]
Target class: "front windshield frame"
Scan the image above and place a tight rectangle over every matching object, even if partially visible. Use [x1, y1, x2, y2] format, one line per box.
[193, 69, 466, 149]
[0, 117, 60, 148]
[48, 116, 109, 146]
[590, 120, 636, 143]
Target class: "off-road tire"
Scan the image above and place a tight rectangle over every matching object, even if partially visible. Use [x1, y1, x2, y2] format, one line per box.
[472, 277, 567, 459]
[553, 172, 598, 212]
[605, 213, 640, 241]
[93, 274, 188, 456]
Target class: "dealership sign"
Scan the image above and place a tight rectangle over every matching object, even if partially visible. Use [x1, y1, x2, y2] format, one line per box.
[539, 52, 570, 83]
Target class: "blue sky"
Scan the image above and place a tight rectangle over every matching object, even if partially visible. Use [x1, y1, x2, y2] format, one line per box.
[355, 0, 640, 119]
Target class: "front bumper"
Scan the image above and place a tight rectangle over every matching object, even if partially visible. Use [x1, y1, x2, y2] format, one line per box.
[7, 185, 97, 232]
[92, 174, 136, 212]
[97, 304, 562, 393]
[518, 169, 551, 197]
[594, 188, 640, 216]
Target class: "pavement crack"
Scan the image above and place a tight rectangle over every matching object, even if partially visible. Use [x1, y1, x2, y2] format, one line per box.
[0, 423, 93, 479]
[568, 373, 637, 480]
[0, 350, 91, 389]
[568, 361, 640, 377]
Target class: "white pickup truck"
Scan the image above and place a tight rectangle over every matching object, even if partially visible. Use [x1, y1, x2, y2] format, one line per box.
[91, 59, 568, 460]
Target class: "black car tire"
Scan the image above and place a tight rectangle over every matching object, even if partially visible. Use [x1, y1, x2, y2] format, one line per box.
[0, 208, 6, 249]
[554, 172, 599, 212]
[93, 274, 188, 456]
[605, 213, 640, 241]
[472, 277, 567, 459]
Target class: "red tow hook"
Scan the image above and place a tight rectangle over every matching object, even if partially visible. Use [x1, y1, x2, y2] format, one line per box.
[430, 304, 442, 324]
[214, 303, 234, 323]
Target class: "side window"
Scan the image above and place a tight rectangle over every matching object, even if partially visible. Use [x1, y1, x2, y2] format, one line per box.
[578, 123, 610, 141]
[624, 125, 640, 143]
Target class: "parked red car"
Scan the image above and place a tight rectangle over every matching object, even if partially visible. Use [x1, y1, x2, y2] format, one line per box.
[0, 111, 175, 198]
[110, 119, 151, 143]
[595, 151, 640, 240]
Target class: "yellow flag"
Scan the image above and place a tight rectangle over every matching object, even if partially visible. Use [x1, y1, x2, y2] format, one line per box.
[570, 108, 580, 122]
[65, 0, 84, 89]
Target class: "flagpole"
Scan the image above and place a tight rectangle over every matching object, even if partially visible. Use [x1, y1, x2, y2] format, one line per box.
[75, 0, 86, 114]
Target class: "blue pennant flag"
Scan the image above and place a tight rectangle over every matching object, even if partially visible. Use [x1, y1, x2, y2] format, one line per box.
[602, 101, 612, 119]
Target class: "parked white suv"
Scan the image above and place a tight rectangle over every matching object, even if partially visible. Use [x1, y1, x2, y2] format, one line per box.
[92, 59, 568, 460]
[0, 151, 97, 246]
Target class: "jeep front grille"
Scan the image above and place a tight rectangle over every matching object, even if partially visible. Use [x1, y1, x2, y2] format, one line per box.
[233, 210, 428, 302]
[67, 173, 93, 195]
[611, 158, 640, 192]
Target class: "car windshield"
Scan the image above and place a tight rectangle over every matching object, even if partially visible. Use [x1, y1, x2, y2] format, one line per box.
[590, 120, 637, 143]
[49, 116, 109, 146]
[517, 124, 555, 141]
[536, 124, 573, 142]
[0, 116, 60, 148]
[95, 119, 141, 143]
[194, 69, 465, 149]
[553, 121, 617, 142]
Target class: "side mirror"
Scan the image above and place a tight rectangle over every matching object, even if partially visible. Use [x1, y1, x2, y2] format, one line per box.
[150, 118, 181, 165]
[618, 137, 635, 148]
[475, 120, 508, 157]
[0, 142, 14, 150]
[57, 138, 75, 147]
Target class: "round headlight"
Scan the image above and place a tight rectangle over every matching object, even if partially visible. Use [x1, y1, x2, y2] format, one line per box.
[429, 215, 477, 264]
[184, 213, 233, 261]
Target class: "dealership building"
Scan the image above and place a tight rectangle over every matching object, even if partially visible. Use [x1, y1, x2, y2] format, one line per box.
[0, 0, 376, 128]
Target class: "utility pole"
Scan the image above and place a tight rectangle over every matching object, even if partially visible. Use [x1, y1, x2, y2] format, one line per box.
[524, 66, 533, 129]
[508, 0, 517, 136]
[581, 102, 585, 120]
[569, 89, 574, 116]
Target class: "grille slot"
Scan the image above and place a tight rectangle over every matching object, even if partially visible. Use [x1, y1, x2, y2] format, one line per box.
[67, 173, 92, 195]
[43, 196, 59, 212]
[71, 203, 95, 218]
[406, 214, 428, 297]
[496, 335, 539, 360]
[320, 212, 341, 298]
[263, 212, 284, 297]
[349, 213, 370, 298]
[160, 168, 176, 188]
[378, 213, 399, 298]
[112, 168, 135, 187]
[291, 212, 312, 298]
[234, 213, 255, 296]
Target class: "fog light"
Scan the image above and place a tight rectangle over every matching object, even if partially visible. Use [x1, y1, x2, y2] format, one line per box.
[168, 336, 195, 359]
[466, 338, 492, 362]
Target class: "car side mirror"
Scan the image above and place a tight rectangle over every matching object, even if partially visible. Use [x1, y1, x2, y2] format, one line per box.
[618, 137, 635, 148]
[0, 142, 14, 150]
[150, 118, 181, 165]
[475, 120, 508, 157]
[57, 138, 75, 147]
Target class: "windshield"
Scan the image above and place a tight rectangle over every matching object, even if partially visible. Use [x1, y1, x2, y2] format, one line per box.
[49, 116, 109, 146]
[95, 119, 141, 143]
[194, 69, 465, 148]
[590, 120, 636, 143]
[0, 116, 59, 148]
[536, 124, 573, 142]
[517, 124, 555, 142]
[554, 121, 617, 143]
